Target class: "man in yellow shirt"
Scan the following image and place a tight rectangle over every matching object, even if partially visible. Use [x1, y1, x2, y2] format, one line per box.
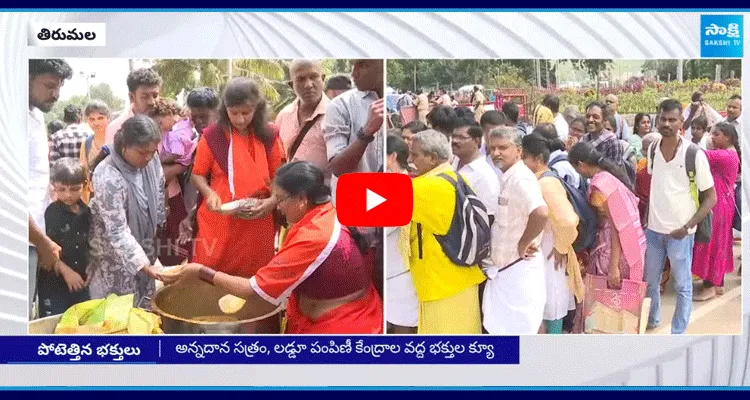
[401, 129, 486, 334]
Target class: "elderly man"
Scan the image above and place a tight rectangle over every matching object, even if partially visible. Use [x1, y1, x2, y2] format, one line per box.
[277, 59, 331, 183]
[105, 68, 162, 145]
[482, 126, 549, 335]
[405, 129, 486, 334]
[604, 94, 631, 141]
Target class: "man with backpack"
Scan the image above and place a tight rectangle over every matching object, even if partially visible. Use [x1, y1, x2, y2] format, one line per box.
[645, 99, 716, 334]
[404, 129, 487, 334]
[482, 126, 549, 335]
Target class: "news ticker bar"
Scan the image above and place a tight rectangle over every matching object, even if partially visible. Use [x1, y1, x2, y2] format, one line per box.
[0, 336, 519, 364]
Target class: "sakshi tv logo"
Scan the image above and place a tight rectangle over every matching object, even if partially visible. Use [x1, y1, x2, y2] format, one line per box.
[701, 15, 743, 58]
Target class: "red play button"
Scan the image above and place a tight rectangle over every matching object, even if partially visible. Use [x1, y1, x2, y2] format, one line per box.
[336, 173, 413, 227]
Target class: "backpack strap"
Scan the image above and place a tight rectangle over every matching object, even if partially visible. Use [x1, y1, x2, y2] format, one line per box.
[540, 170, 557, 180]
[438, 172, 458, 187]
[548, 153, 567, 168]
[648, 139, 659, 173]
[685, 142, 700, 208]
[287, 114, 322, 161]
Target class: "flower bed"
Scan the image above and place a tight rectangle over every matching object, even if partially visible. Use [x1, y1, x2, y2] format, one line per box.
[530, 78, 741, 114]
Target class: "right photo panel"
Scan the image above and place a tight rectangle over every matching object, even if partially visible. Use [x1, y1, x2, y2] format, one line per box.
[385, 59, 742, 336]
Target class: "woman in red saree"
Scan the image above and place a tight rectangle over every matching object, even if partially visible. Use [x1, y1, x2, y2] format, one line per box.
[163, 161, 384, 334]
[692, 122, 740, 301]
[569, 142, 647, 288]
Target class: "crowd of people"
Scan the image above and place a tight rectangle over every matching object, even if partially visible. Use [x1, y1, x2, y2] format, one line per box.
[387, 89, 742, 335]
[28, 58, 385, 334]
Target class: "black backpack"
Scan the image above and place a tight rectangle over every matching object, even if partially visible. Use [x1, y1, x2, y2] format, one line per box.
[540, 168, 598, 253]
[416, 173, 491, 267]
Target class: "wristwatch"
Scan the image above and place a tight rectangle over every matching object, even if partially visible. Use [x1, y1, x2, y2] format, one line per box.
[357, 127, 375, 144]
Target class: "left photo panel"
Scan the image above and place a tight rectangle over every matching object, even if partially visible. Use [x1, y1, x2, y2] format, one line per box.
[27, 58, 385, 335]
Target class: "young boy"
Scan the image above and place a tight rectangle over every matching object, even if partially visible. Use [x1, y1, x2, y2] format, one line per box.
[39, 158, 91, 317]
[690, 115, 709, 149]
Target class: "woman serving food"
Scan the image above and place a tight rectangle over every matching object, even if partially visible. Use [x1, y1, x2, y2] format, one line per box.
[161, 161, 383, 334]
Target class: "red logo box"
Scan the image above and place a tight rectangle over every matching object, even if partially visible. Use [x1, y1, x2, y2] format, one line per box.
[336, 173, 413, 227]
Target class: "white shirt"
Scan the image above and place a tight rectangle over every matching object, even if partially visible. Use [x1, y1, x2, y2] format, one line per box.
[722, 116, 742, 147]
[28, 107, 51, 235]
[452, 155, 501, 216]
[491, 161, 547, 268]
[553, 113, 569, 142]
[647, 136, 714, 235]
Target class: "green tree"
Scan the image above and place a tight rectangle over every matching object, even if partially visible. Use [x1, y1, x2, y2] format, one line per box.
[322, 59, 353, 77]
[570, 59, 613, 99]
[152, 59, 286, 102]
[45, 95, 88, 125]
[88, 82, 125, 112]
[642, 59, 742, 81]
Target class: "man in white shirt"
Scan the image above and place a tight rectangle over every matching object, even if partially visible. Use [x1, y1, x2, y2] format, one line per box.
[451, 118, 500, 225]
[28, 59, 73, 318]
[646, 99, 717, 334]
[543, 94, 569, 143]
[483, 126, 549, 335]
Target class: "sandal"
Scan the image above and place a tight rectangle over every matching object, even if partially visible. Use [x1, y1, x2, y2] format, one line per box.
[693, 286, 717, 301]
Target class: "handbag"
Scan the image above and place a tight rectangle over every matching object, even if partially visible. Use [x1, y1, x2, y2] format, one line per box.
[583, 275, 650, 334]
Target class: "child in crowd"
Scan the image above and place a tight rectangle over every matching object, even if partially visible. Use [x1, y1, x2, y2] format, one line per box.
[39, 158, 91, 317]
[690, 115, 709, 149]
[149, 98, 195, 265]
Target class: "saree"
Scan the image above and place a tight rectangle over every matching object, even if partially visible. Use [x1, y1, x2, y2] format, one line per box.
[588, 171, 647, 280]
[692, 149, 740, 285]
[251, 203, 383, 334]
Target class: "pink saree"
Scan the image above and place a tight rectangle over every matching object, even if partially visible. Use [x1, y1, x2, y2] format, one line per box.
[692, 149, 740, 286]
[588, 171, 647, 281]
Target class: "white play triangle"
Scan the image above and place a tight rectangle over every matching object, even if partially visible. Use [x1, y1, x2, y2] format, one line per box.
[366, 188, 386, 212]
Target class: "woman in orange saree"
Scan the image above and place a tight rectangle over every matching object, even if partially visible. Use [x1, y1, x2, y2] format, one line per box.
[190, 78, 285, 333]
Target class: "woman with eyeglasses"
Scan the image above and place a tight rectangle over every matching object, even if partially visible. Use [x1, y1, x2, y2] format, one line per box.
[162, 161, 384, 334]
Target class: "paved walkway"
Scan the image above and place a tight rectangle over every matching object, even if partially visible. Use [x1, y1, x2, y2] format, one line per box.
[648, 242, 742, 335]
